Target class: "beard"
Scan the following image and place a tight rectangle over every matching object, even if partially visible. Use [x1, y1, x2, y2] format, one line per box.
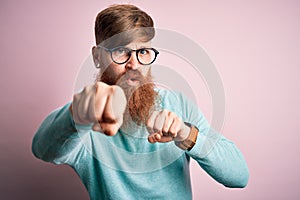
[98, 68, 159, 129]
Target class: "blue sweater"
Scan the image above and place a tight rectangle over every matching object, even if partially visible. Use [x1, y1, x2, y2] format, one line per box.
[32, 89, 249, 200]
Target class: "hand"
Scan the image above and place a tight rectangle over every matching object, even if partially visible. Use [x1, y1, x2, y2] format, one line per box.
[70, 82, 127, 136]
[146, 110, 190, 143]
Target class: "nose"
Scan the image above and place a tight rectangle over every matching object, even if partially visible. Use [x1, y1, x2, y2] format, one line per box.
[125, 52, 140, 70]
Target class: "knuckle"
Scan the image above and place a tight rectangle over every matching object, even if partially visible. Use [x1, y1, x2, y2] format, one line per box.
[96, 82, 104, 91]
[95, 82, 100, 87]
[153, 125, 161, 133]
[111, 85, 120, 91]
[94, 83, 99, 93]
[168, 111, 176, 118]
[173, 116, 180, 123]
[95, 82, 107, 92]
[108, 85, 114, 93]
[73, 94, 79, 101]
[161, 110, 168, 116]
[169, 130, 176, 136]
[82, 86, 89, 94]
[162, 127, 169, 134]
[146, 119, 152, 127]
[111, 86, 126, 101]
[146, 121, 151, 129]
[152, 110, 159, 117]
[95, 81, 104, 88]
[176, 117, 183, 124]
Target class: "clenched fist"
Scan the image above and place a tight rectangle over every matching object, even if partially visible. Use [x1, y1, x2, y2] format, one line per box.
[147, 110, 190, 143]
[70, 82, 127, 136]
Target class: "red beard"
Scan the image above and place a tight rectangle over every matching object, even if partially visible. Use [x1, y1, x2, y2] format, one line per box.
[99, 69, 159, 126]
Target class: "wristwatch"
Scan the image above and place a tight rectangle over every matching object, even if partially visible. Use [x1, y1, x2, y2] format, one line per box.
[175, 122, 199, 151]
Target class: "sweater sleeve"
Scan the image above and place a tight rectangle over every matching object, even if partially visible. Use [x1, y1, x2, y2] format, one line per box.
[178, 92, 249, 188]
[32, 103, 84, 165]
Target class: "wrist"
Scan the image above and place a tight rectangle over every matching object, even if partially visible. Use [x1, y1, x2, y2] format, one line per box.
[175, 122, 199, 151]
[175, 122, 190, 141]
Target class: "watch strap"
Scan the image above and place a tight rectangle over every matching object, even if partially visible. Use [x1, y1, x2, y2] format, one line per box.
[175, 122, 199, 151]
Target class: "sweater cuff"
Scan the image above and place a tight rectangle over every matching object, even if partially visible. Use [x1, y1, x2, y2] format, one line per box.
[186, 133, 206, 158]
[186, 128, 221, 158]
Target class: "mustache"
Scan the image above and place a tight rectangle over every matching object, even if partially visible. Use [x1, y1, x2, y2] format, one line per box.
[116, 70, 144, 85]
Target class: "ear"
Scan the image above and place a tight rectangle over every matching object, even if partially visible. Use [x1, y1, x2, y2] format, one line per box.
[92, 46, 100, 68]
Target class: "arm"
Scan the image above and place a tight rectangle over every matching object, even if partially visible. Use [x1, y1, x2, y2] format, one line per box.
[187, 130, 249, 188]
[149, 90, 249, 188]
[32, 103, 82, 165]
[32, 82, 126, 165]
[179, 93, 249, 188]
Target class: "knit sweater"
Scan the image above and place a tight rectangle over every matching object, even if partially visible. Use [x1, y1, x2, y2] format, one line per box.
[32, 89, 249, 200]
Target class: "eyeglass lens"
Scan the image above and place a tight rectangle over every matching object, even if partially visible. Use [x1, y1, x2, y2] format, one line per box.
[111, 47, 158, 65]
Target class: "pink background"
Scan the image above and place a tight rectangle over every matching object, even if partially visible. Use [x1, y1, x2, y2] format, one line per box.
[1, 0, 300, 199]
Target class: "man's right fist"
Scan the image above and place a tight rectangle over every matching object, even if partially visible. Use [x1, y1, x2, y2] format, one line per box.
[70, 82, 127, 136]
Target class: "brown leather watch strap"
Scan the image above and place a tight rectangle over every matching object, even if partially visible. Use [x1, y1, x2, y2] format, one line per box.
[175, 123, 199, 151]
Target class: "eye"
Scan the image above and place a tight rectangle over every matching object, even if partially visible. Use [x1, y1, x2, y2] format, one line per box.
[115, 47, 126, 54]
[139, 48, 149, 55]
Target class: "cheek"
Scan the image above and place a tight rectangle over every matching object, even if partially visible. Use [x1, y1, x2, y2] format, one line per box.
[141, 66, 151, 77]
[100, 55, 121, 74]
[104, 64, 126, 79]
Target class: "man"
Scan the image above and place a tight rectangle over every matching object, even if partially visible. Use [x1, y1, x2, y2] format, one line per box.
[32, 4, 249, 200]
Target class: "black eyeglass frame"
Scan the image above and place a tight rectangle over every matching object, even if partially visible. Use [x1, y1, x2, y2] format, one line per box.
[96, 45, 159, 66]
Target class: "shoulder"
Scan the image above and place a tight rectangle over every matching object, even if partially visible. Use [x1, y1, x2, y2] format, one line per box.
[156, 88, 190, 105]
[155, 88, 206, 126]
[156, 88, 181, 103]
[155, 88, 193, 117]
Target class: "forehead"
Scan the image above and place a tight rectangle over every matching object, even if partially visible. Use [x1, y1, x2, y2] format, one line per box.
[125, 41, 151, 49]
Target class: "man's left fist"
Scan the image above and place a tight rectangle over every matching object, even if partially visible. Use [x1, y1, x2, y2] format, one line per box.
[146, 110, 190, 143]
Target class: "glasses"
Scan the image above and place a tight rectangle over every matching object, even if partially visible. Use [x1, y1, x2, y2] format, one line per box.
[97, 45, 159, 65]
